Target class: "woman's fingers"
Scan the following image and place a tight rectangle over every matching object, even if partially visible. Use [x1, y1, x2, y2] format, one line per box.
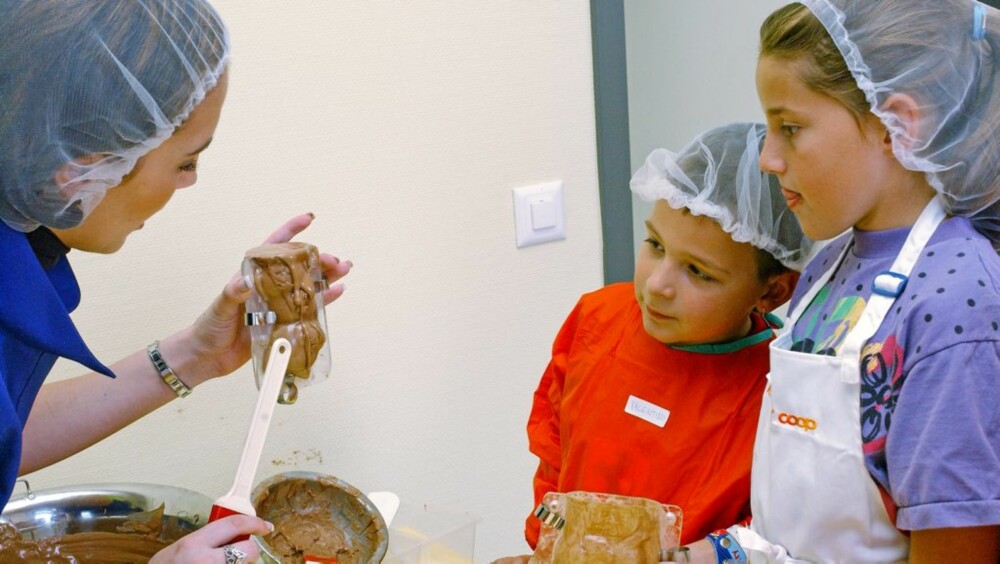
[188, 514, 272, 547]
[262, 212, 315, 245]
[150, 515, 271, 564]
[253, 213, 354, 306]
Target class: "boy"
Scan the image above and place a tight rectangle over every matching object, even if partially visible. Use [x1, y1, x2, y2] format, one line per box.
[518, 123, 812, 557]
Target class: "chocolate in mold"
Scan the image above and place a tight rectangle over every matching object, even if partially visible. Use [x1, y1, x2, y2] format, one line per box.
[554, 494, 660, 562]
[530, 492, 682, 564]
[244, 242, 328, 402]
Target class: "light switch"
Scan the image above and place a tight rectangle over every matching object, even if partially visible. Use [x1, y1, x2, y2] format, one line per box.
[531, 198, 557, 230]
[513, 181, 565, 248]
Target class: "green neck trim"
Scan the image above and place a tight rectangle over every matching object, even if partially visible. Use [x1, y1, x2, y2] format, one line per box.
[668, 312, 783, 355]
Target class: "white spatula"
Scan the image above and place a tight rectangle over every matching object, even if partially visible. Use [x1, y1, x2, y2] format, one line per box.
[208, 337, 291, 538]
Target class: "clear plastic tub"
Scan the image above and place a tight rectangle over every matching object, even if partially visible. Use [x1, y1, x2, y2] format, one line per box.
[383, 501, 480, 564]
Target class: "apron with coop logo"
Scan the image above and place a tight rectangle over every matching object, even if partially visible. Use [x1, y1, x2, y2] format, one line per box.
[746, 197, 945, 563]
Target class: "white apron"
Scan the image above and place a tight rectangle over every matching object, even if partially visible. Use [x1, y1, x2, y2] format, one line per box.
[746, 198, 946, 563]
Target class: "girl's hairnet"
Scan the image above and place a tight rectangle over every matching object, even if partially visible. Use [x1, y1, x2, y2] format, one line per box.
[0, 0, 230, 232]
[630, 122, 813, 271]
[800, 0, 1000, 245]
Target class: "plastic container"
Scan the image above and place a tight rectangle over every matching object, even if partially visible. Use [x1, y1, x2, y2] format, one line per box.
[382, 502, 479, 564]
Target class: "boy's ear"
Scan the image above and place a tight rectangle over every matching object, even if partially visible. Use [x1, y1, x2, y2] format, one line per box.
[757, 270, 799, 314]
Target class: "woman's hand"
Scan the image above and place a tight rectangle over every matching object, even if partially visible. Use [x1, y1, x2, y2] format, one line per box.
[170, 212, 352, 387]
[150, 514, 271, 563]
[19, 214, 351, 474]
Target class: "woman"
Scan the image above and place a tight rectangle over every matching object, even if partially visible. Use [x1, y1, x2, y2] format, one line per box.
[0, 1, 352, 562]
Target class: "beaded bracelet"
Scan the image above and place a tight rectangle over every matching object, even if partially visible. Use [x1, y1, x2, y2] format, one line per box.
[706, 529, 747, 563]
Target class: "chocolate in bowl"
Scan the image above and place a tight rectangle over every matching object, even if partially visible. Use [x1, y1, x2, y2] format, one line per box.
[0, 483, 211, 563]
[252, 472, 388, 564]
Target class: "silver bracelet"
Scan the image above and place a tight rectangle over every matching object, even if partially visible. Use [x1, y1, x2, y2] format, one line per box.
[146, 341, 191, 398]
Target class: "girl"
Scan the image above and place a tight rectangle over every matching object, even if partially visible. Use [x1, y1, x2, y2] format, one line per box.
[694, 1, 1000, 562]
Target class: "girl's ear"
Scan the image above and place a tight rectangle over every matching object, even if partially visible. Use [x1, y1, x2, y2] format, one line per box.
[879, 93, 922, 154]
[757, 270, 799, 314]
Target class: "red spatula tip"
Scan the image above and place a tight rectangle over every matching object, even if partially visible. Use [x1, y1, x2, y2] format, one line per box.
[208, 504, 251, 543]
[304, 556, 339, 563]
[209, 503, 247, 522]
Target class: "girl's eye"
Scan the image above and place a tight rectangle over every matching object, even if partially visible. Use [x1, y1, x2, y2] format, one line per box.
[644, 237, 664, 252]
[688, 264, 715, 282]
[179, 160, 198, 172]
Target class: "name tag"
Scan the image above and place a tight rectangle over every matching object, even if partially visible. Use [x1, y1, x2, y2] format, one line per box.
[625, 395, 670, 428]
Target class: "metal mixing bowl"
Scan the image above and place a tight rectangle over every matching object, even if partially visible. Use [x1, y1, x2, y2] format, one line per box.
[252, 471, 388, 563]
[0, 482, 211, 541]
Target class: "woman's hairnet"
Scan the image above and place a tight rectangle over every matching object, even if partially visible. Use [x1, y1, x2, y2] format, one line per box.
[0, 0, 230, 232]
[801, 0, 1000, 245]
[630, 122, 813, 271]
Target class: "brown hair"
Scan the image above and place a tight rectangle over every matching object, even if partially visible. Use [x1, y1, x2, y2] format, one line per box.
[755, 248, 791, 282]
[759, 1, 1000, 245]
[758, 3, 868, 126]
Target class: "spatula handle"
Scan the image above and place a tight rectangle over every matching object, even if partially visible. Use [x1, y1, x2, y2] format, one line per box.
[208, 338, 292, 543]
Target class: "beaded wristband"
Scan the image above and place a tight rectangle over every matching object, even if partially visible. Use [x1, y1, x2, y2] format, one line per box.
[147, 341, 191, 398]
[706, 529, 747, 563]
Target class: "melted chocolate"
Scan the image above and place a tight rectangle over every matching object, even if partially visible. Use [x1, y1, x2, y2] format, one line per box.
[254, 477, 382, 564]
[0, 504, 189, 563]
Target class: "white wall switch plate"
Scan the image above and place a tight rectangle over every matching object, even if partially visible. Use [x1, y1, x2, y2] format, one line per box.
[513, 181, 565, 248]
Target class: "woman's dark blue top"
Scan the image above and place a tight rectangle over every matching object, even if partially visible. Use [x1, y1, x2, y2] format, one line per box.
[0, 221, 113, 508]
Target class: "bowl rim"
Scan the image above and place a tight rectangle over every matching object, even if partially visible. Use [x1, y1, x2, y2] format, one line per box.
[2, 481, 212, 515]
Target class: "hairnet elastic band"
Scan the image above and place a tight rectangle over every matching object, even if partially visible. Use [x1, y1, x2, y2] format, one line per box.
[973, 3, 987, 40]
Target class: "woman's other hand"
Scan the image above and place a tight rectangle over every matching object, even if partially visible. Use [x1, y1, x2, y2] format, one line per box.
[150, 514, 271, 563]
[167, 212, 352, 387]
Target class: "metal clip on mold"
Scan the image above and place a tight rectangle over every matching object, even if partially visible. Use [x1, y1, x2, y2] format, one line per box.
[534, 502, 566, 530]
[244, 311, 277, 326]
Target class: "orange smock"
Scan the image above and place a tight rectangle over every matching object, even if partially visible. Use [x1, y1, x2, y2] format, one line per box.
[525, 282, 774, 547]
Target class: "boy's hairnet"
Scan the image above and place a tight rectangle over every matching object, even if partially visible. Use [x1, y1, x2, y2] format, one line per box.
[801, 0, 1000, 245]
[0, 0, 230, 232]
[631, 122, 813, 271]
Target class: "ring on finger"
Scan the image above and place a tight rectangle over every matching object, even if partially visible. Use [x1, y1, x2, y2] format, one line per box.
[223, 544, 248, 564]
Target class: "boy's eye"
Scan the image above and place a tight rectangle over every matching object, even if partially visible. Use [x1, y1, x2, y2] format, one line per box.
[644, 237, 663, 252]
[688, 264, 715, 282]
[179, 160, 198, 172]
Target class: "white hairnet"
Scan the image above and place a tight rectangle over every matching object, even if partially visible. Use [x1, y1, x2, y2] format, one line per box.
[801, 0, 1000, 246]
[0, 0, 230, 232]
[630, 122, 813, 271]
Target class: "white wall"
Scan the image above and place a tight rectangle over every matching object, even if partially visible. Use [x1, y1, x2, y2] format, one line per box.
[625, 0, 787, 250]
[23, 2, 603, 561]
